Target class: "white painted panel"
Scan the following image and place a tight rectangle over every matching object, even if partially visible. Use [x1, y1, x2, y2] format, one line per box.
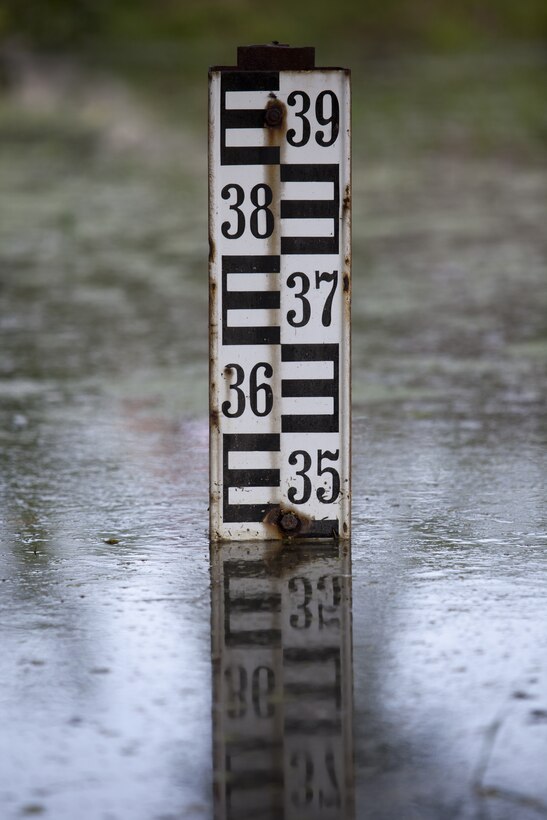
[209, 65, 351, 541]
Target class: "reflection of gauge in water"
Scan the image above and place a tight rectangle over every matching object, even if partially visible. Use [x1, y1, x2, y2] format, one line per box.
[210, 539, 354, 819]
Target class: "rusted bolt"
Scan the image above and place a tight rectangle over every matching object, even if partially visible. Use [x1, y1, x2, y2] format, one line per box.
[264, 102, 284, 128]
[279, 512, 299, 532]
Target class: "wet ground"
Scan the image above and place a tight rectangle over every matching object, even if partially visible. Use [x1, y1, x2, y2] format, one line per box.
[0, 49, 546, 819]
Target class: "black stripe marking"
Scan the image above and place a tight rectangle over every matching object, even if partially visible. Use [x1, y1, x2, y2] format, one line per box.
[222, 109, 266, 130]
[224, 291, 280, 311]
[280, 199, 335, 220]
[222, 255, 280, 346]
[283, 647, 341, 706]
[223, 433, 280, 523]
[224, 559, 281, 646]
[280, 163, 340, 254]
[284, 647, 342, 663]
[281, 344, 339, 433]
[221, 72, 279, 166]
[222, 559, 273, 578]
[283, 717, 341, 734]
[282, 379, 334, 397]
[295, 519, 339, 538]
[223, 256, 281, 274]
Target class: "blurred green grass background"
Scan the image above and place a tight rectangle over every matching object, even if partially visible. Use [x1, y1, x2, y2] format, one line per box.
[2, 0, 546, 60]
[2, 0, 545, 162]
[0, 2, 545, 439]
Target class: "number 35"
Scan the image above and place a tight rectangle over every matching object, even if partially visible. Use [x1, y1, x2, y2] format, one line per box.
[288, 449, 341, 504]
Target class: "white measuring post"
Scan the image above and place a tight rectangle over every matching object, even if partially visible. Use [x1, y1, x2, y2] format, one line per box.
[209, 44, 351, 541]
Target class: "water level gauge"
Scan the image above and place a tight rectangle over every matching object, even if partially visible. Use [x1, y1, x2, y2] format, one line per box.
[209, 44, 351, 541]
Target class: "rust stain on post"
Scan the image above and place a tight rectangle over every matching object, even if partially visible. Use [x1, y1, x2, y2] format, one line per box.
[264, 97, 286, 129]
[265, 96, 286, 208]
[263, 504, 315, 538]
[209, 234, 216, 265]
[210, 407, 220, 430]
[342, 183, 351, 214]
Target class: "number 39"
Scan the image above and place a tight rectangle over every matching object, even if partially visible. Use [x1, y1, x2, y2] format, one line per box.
[287, 90, 340, 148]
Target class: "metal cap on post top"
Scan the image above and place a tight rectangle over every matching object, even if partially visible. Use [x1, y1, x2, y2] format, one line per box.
[209, 43, 351, 542]
[237, 42, 315, 70]
[210, 42, 316, 72]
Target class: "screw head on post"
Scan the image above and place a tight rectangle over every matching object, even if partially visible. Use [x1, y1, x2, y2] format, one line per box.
[264, 100, 284, 128]
[280, 512, 299, 532]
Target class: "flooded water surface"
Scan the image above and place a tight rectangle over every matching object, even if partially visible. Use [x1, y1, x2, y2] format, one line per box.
[1, 50, 546, 819]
